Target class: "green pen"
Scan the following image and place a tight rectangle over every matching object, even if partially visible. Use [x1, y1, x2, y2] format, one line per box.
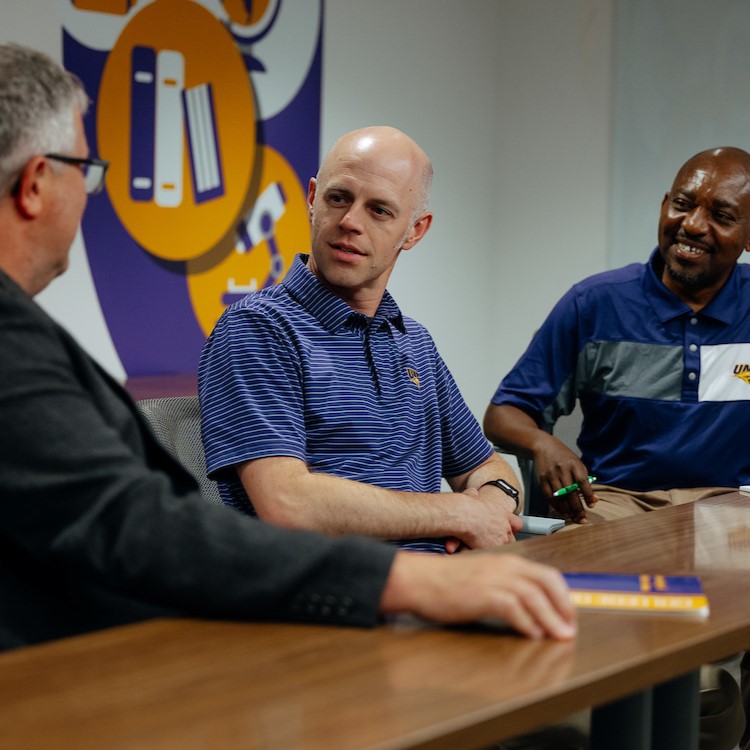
[552, 476, 597, 497]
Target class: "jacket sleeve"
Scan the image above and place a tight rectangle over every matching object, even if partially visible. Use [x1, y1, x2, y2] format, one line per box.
[0, 282, 395, 628]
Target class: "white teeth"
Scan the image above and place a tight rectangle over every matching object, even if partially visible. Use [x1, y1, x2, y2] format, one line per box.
[676, 242, 705, 255]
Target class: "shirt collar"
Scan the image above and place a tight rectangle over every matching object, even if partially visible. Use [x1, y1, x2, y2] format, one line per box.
[283, 254, 406, 333]
[644, 247, 738, 325]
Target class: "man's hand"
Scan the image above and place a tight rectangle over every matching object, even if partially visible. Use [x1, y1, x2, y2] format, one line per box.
[380, 550, 577, 641]
[445, 453, 524, 550]
[483, 403, 598, 524]
[442, 487, 522, 553]
[533, 436, 599, 524]
[458, 486, 523, 548]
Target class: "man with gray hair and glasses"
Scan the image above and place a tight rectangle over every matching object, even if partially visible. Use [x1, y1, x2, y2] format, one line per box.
[0, 43, 575, 651]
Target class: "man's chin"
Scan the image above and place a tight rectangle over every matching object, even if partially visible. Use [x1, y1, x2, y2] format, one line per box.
[56, 259, 70, 278]
[665, 261, 709, 290]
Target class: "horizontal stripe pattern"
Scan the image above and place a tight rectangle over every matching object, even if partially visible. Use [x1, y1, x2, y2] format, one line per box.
[199, 255, 492, 546]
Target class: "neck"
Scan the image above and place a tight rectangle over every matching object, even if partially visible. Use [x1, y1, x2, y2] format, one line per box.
[659, 267, 721, 313]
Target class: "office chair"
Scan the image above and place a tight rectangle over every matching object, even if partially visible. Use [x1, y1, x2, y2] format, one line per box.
[136, 395, 223, 505]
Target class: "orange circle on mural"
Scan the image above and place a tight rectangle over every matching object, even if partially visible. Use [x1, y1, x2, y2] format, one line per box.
[187, 145, 310, 336]
[97, 0, 256, 262]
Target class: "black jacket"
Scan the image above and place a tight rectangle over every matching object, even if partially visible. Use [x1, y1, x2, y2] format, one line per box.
[0, 271, 394, 650]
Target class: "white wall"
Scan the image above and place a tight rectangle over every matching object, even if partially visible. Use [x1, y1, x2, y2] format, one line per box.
[489, 0, 612, 405]
[611, 0, 750, 269]
[1, 0, 614, 421]
[322, 0, 613, 417]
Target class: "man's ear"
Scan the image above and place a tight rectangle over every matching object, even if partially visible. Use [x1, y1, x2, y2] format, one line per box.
[14, 157, 47, 220]
[401, 212, 433, 251]
[306, 177, 317, 222]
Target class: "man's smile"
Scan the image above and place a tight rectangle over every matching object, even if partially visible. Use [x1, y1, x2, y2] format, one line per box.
[673, 240, 710, 259]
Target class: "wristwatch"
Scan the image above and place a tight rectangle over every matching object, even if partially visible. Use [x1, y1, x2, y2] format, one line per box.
[481, 479, 520, 512]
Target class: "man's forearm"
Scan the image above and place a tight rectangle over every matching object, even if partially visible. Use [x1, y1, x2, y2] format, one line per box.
[239, 456, 518, 547]
[483, 403, 547, 459]
[241, 457, 472, 538]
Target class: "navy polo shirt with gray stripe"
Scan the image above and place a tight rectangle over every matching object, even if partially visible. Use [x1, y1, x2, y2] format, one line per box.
[199, 254, 493, 550]
[491, 249, 750, 491]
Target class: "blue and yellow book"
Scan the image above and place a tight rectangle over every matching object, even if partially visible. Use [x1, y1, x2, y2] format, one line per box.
[563, 573, 709, 617]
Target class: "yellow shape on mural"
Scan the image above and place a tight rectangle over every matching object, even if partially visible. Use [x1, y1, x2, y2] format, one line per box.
[187, 144, 310, 336]
[97, 0, 256, 262]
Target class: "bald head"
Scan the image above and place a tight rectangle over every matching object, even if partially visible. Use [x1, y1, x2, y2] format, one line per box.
[305, 126, 434, 316]
[672, 147, 750, 196]
[318, 126, 433, 219]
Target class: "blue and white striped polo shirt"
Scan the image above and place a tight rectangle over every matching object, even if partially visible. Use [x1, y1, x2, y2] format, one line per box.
[492, 249, 750, 491]
[199, 254, 493, 551]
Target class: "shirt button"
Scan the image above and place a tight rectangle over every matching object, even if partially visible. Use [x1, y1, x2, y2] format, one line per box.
[690, 318, 698, 326]
[688, 372, 697, 381]
[689, 344, 698, 353]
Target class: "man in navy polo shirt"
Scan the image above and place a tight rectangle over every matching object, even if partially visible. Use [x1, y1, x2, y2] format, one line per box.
[484, 146, 750, 525]
[199, 126, 522, 554]
[484, 146, 750, 750]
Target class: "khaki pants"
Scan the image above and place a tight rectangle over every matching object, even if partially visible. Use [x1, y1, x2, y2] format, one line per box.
[552, 484, 736, 524]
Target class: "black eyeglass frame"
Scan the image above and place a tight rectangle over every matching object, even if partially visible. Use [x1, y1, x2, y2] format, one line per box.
[9, 153, 110, 197]
[44, 153, 109, 195]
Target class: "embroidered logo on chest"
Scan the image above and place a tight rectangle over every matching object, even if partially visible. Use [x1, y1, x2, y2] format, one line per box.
[699, 344, 750, 401]
[406, 367, 420, 387]
[733, 364, 750, 385]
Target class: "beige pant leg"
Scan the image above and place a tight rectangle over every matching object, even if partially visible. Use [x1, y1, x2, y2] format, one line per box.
[577, 485, 735, 524]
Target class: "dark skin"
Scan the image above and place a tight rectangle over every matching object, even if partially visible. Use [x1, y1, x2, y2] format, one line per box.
[484, 147, 750, 523]
[657, 147, 750, 312]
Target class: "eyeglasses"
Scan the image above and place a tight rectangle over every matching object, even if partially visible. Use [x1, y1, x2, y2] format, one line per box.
[44, 153, 109, 195]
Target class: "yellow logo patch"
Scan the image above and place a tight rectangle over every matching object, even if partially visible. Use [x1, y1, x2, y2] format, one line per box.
[733, 364, 750, 385]
[406, 367, 420, 387]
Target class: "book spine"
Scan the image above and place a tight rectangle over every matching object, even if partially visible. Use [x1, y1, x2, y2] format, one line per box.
[571, 591, 709, 613]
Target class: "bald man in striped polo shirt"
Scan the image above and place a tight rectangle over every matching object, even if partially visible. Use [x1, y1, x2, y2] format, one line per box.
[200, 126, 521, 554]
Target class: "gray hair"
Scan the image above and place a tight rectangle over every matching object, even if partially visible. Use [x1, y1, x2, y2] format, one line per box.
[0, 44, 88, 196]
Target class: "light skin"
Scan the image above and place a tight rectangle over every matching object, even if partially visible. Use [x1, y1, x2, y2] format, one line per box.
[0, 112, 89, 296]
[484, 147, 750, 524]
[239, 126, 523, 550]
[0, 112, 575, 640]
[382, 549, 576, 640]
[306, 126, 432, 317]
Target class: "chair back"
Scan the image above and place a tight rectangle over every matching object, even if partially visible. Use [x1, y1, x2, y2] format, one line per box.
[136, 396, 223, 505]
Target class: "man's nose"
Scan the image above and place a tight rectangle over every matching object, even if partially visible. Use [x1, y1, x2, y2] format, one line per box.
[340, 205, 364, 232]
[682, 206, 709, 235]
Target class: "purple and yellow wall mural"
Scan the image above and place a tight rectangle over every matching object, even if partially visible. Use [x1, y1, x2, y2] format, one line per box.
[61, 0, 322, 375]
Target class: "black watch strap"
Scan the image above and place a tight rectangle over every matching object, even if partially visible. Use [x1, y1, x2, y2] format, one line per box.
[481, 479, 520, 511]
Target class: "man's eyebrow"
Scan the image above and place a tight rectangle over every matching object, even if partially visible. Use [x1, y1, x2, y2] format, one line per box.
[706, 193, 741, 211]
[367, 196, 400, 214]
[324, 184, 401, 214]
[324, 183, 353, 197]
[713, 198, 739, 210]
[674, 189, 738, 210]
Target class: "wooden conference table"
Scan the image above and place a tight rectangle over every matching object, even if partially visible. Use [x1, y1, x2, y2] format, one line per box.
[2, 492, 750, 750]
